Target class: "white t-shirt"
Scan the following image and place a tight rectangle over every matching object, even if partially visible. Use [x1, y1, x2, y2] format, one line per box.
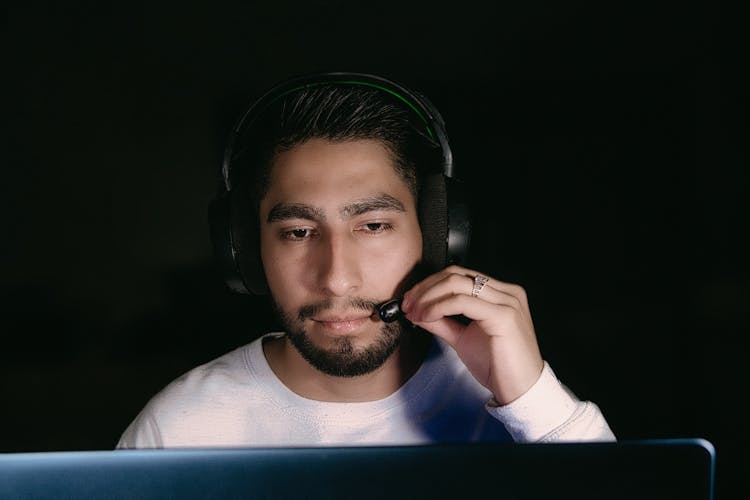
[117, 333, 614, 448]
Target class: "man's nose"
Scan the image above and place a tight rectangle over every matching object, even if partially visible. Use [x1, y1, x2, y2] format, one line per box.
[315, 232, 362, 297]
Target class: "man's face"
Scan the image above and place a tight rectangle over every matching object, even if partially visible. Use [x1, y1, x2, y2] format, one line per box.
[259, 138, 423, 377]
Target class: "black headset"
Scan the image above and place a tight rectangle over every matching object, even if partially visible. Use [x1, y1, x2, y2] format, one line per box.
[208, 72, 471, 295]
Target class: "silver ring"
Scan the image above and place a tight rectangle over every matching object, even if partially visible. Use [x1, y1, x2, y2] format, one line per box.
[471, 275, 489, 298]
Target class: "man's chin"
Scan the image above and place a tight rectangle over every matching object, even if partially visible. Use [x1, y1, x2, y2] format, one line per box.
[287, 322, 403, 378]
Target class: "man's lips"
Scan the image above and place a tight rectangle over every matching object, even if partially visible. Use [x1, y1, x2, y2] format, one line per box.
[310, 314, 372, 334]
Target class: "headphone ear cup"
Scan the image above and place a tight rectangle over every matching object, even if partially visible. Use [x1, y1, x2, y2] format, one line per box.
[418, 173, 472, 273]
[419, 173, 449, 273]
[208, 192, 251, 294]
[444, 176, 471, 266]
[208, 190, 269, 295]
[228, 188, 269, 295]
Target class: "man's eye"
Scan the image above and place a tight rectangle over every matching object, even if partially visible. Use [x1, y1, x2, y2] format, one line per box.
[282, 228, 314, 240]
[360, 222, 393, 234]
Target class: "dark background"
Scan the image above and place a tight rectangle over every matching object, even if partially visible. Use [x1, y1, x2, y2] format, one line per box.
[3, 1, 747, 498]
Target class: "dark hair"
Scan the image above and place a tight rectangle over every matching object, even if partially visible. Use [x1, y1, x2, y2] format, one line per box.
[230, 84, 437, 211]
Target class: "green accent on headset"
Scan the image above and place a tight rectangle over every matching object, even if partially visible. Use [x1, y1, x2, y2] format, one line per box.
[279, 80, 435, 140]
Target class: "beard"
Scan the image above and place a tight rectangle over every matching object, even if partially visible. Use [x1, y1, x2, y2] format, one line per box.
[273, 296, 405, 378]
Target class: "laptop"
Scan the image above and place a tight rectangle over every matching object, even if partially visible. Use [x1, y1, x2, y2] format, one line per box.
[0, 438, 715, 500]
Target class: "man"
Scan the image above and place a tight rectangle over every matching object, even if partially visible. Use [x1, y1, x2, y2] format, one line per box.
[117, 74, 615, 448]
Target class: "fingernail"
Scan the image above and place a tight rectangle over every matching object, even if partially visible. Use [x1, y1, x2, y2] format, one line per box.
[401, 294, 411, 312]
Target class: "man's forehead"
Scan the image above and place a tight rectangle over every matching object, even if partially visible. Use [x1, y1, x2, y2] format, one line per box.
[268, 138, 400, 181]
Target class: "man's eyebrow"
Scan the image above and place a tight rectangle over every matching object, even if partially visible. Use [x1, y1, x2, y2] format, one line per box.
[341, 194, 406, 218]
[266, 203, 325, 223]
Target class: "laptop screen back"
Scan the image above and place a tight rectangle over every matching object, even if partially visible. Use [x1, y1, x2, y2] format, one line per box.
[0, 439, 715, 500]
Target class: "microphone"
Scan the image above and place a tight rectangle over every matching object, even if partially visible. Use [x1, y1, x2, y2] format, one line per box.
[377, 299, 403, 323]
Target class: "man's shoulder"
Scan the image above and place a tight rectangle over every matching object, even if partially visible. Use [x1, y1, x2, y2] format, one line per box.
[145, 335, 274, 413]
[118, 333, 291, 448]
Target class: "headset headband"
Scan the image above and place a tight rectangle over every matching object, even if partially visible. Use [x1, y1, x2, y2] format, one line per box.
[220, 72, 454, 193]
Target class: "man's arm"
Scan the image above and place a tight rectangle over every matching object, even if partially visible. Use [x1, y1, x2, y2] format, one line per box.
[487, 361, 615, 442]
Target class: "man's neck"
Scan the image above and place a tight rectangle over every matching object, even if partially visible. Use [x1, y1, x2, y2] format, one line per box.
[262, 332, 430, 403]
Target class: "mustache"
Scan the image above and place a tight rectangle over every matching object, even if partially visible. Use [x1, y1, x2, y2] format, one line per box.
[298, 297, 381, 321]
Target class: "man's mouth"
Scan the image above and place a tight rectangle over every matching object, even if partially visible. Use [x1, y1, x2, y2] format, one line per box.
[310, 313, 373, 335]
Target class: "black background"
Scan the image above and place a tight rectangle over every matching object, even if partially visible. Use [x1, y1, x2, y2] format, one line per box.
[3, 1, 747, 498]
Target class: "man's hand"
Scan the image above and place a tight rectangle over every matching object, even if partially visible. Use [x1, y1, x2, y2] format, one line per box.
[401, 265, 544, 405]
